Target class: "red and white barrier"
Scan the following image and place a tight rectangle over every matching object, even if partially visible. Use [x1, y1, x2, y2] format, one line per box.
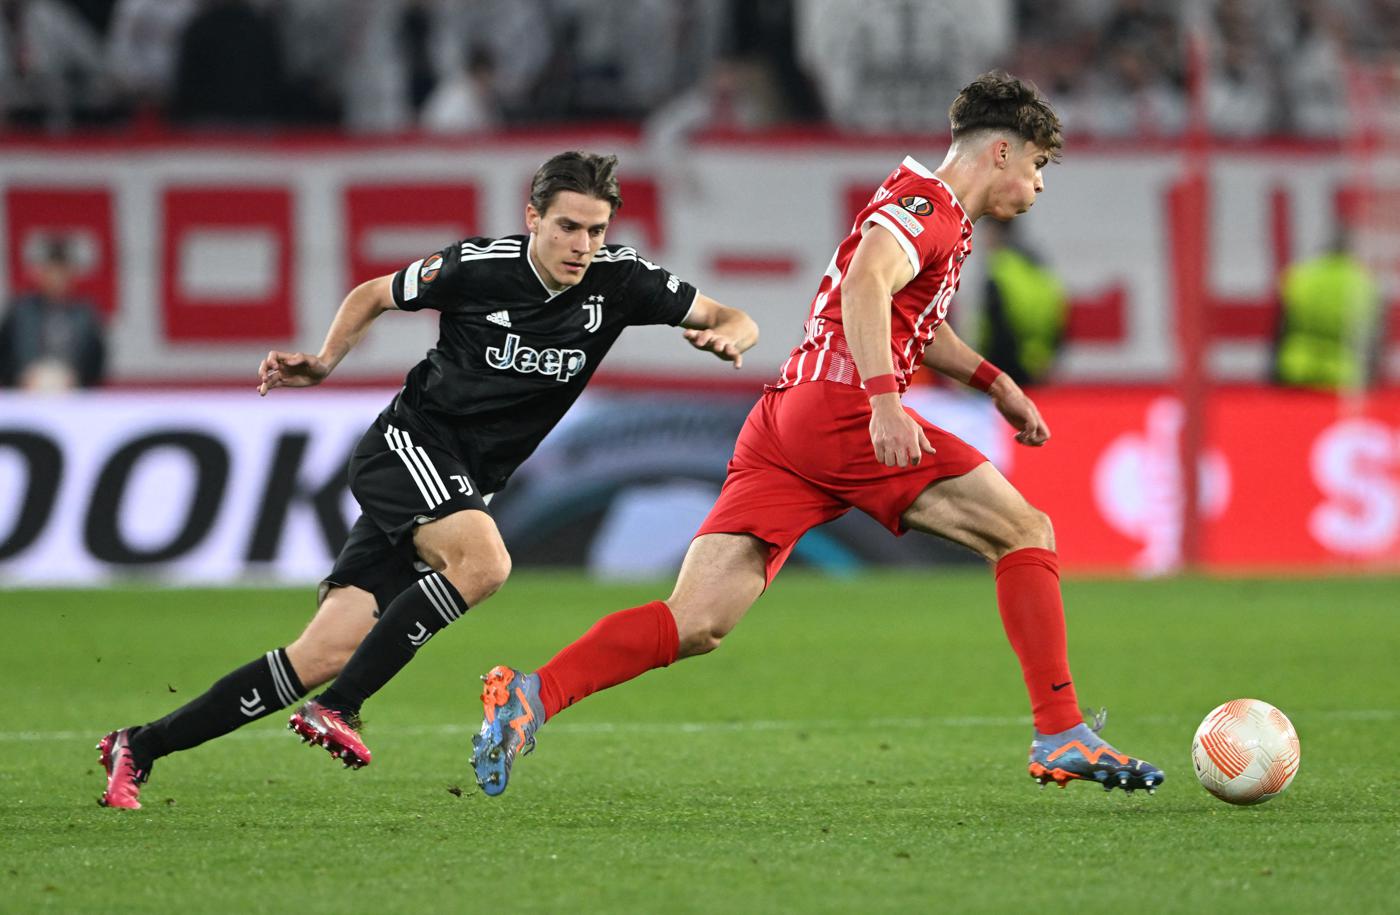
[2, 134, 1391, 385]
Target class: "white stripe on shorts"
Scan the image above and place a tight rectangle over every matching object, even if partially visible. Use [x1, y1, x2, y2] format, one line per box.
[384, 427, 437, 507]
[384, 425, 445, 508]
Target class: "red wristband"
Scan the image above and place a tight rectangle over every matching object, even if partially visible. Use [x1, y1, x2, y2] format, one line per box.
[863, 373, 900, 396]
[969, 360, 1003, 392]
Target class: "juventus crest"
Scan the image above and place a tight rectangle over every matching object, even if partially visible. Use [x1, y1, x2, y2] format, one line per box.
[582, 294, 605, 332]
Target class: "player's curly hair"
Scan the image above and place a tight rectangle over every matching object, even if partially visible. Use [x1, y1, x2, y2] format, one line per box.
[530, 151, 624, 215]
[949, 72, 1063, 160]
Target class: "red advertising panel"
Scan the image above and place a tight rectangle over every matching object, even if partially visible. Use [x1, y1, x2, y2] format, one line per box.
[161, 187, 293, 341]
[4, 187, 117, 317]
[1007, 388, 1400, 573]
[1006, 389, 1176, 573]
[1205, 389, 1400, 570]
[344, 184, 480, 286]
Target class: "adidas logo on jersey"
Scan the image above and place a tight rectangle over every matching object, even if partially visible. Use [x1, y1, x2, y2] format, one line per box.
[486, 310, 512, 328]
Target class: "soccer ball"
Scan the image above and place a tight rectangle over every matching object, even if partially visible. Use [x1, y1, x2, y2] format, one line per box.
[1191, 699, 1300, 805]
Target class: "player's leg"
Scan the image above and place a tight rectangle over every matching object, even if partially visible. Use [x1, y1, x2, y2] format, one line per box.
[538, 531, 770, 711]
[98, 584, 377, 809]
[900, 464, 1074, 722]
[289, 416, 498, 768]
[471, 532, 771, 795]
[310, 509, 508, 720]
[470, 390, 837, 795]
[901, 463, 1163, 792]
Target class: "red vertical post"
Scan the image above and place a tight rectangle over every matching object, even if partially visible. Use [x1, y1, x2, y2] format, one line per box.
[1172, 21, 1212, 571]
[1169, 175, 1208, 571]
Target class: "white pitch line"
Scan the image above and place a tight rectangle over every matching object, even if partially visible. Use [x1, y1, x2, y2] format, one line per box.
[2, 708, 1396, 744]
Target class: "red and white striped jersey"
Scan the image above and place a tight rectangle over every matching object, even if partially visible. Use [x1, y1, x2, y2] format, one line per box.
[773, 155, 973, 393]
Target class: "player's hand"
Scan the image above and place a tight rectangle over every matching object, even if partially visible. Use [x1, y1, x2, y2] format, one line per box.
[683, 328, 744, 369]
[868, 394, 936, 467]
[991, 379, 1051, 446]
[257, 351, 330, 396]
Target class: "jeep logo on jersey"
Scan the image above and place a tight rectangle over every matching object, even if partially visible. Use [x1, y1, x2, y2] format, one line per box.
[900, 195, 932, 216]
[419, 254, 443, 283]
[485, 333, 587, 382]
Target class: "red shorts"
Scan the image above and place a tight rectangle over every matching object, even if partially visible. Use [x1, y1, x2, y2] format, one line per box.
[696, 381, 988, 584]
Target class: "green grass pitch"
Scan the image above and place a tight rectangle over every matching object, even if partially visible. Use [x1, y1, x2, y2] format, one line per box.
[3, 572, 1398, 913]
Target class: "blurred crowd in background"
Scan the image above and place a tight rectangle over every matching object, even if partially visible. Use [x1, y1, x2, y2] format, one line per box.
[3, 0, 1400, 139]
[1, 0, 1394, 394]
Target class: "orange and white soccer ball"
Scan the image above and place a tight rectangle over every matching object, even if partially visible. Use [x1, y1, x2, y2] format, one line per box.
[1191, 699, 1300, 805]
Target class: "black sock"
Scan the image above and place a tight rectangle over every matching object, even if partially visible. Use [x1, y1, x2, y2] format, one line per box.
[129, 648, 306, 760]
[317, 572, 467, 714]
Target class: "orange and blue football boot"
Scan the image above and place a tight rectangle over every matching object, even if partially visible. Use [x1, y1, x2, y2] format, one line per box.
[470, 665, 546, 797]
[1028, 709, 1164, 793]
[288, 699, 372, 769]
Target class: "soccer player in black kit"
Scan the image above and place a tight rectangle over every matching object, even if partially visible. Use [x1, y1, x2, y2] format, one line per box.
[97, 152, 759, 808]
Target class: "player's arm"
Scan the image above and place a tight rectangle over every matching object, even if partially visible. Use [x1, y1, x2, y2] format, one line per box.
[679, 293, 759, 369]
[841, 224, 935, 467]
[922, 323, 1050, 447]
[257, 274, 396, 396]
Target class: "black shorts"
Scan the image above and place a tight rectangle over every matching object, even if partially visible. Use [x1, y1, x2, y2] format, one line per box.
[323, 408, 489, 612]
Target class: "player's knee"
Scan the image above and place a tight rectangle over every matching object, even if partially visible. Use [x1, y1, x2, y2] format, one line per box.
[678, 624, 727, 658]
[675, 612, 737, 659]
[1004, 506, 1054, 555]
[442, 549, 512, 605]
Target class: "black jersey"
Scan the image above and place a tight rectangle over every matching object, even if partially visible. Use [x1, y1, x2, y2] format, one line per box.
[384, 234, 697, 494]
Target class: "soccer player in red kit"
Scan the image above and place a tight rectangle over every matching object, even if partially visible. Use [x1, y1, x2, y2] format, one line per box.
[471, 73, 1165, 796]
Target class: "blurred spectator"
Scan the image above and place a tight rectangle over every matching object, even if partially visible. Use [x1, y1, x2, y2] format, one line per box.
[1070, 43, 1187, 137]
[1100, 0, 1181, 87]
[975, 220, 1068, 386]
[4, 0, 1400, 137]
[269, 0, 347, 125]
[337, 0, 415, 132]
[67, 0, 115, 35]
[336, 0, 545, 131]
[0, 0, 109, 130]
[1073, 0, 1186, 136]
[170, 0, 288, 126]
[730, 0, 824, 123]
[441, 0, 553, 120]
[106, 0, 199, 118]
[645, 53, 792, 144]
[421, 46, 501, 132]
[1272, 228, 1382, 389]
[796, 0, 1012, 133]
[1204, 0, 1282, 136]
[0, 238, 106, 391]
[548, 0, 693, 120]
[1280, 0, 1349, 136]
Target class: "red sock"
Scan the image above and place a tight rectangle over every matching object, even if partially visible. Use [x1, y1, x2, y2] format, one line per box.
[536, 600, 679, 719]
[994, 548, 1082, 734]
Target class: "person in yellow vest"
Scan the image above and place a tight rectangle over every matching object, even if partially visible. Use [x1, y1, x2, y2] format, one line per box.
[1273, 230, 1382, 389]
[977, 219, 1067, 386]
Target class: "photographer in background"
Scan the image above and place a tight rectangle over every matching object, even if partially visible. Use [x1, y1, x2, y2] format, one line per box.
[0, 237, 107, 392]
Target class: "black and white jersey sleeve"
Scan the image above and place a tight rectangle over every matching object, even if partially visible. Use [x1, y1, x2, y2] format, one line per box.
[593, 246, 698, 326]
[391, 236, 523, 312]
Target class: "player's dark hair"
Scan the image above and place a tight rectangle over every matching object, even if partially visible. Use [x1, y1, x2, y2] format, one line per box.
[949, 72, 1063, 160]
[529, 151, 624, 215]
